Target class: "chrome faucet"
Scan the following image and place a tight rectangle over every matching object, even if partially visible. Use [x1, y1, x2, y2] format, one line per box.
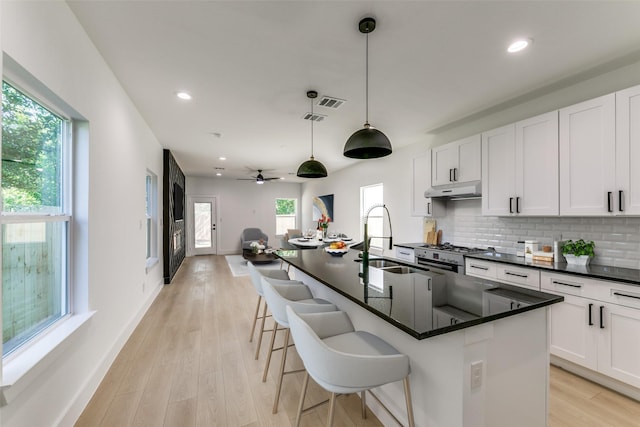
[361, 204, 393, 285]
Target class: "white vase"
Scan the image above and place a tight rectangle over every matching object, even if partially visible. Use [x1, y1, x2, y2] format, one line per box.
[564, 254, 592, 265]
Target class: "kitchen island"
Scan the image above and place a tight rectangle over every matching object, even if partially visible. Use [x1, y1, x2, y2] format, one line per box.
[277, 248, 563, 427]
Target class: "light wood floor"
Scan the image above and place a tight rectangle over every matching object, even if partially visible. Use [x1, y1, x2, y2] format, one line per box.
[76, 255, 640, 427]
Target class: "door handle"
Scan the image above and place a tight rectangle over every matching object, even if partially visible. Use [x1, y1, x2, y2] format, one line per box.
[588, 303, 593, 326]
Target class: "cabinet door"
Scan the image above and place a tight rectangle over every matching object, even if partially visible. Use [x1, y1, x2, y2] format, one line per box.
[411, 151, 430, 216]
[559, 94, 616, 215]
[482, 125, 516, 215]
[516, 111, 559, 215]
[598, 303, 640, 388]
[548, 293, 598, 370]
[456, 134, 482, 183]
[615, 84, 640, 215]
[432, 144, 455, 186]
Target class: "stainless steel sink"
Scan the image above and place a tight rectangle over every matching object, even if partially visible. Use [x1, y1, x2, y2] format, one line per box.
[380, 266, 416, 274]
[367, 259, 401, 268]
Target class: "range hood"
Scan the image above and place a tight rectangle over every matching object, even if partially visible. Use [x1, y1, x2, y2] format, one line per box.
[424, 180, 482, 199]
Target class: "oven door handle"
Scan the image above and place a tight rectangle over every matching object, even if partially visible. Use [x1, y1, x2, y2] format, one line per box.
[417, 258, 459, 273]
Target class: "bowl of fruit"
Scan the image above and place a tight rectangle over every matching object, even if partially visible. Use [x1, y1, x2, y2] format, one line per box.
[325, 241, 349, 256]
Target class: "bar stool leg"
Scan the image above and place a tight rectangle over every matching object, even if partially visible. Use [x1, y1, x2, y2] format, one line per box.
[254, 301, 269, 360]
[361, 391, 367, 419]
[403, 376, 415, 427]
[262, 321, 278, 382]
[249, 295, 262, 342]
[327, 392, 337, 427]
[295, 371, 310, 427]
[272, 328, 290, 413]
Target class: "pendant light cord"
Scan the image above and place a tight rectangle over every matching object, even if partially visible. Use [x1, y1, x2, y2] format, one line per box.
[365, 32, 369, 125]
[310, 96, 314, 158]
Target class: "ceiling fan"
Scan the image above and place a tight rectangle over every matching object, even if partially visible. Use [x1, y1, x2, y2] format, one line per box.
[237, 169, 281, 184]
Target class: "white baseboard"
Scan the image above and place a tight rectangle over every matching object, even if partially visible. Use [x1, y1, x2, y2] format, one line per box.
[551, 355, 640, 402]
[57, 278, 164, 426]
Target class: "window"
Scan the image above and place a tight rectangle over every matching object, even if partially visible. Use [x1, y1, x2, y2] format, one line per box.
[145, 170, 158, 267]
[275, 198, 297, 235]
[2, 80, 71, 356]
[360, 183, 384, 250]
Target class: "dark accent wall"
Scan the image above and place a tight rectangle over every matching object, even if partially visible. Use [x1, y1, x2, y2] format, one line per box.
[163, 150, 186, 284]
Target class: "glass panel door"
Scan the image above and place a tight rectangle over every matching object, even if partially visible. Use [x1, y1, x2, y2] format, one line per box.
[191, 197, 217, 255]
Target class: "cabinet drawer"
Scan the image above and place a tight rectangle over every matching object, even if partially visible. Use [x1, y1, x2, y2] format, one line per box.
[605, 284, 640, 310]
[394, 247, 415, 262]
[497, 265, 540, 290]
[541, 272, 598, 298]
[465, 259, 497, 279]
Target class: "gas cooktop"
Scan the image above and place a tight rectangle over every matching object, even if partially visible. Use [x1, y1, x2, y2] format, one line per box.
[420, 243, 485, 254]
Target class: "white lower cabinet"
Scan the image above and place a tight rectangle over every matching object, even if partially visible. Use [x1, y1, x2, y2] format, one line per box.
[542, 271, 640, 388]
[394, 246, 415, 262]
[465, 258, 540, 290]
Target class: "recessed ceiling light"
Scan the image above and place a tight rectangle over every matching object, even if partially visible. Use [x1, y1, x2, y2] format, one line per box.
[218, 156, 226, 161]
[508, 38, 532, 53]
[176, 91, 192, 100]
[280, 177, 285, 180]
[216, 172, 222, 176]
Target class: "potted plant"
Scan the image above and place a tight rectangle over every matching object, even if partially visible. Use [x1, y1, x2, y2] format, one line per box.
[562, 239, 595, 265]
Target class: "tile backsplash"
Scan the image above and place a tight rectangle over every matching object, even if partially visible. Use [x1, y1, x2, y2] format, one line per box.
[437, 200, 640, 269]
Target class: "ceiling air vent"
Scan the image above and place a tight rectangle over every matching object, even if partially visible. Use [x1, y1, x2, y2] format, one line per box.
[317, 95, 345, 109]
[302, 112, 326, 122]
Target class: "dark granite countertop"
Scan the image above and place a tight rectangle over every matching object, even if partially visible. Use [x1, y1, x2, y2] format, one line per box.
[276, 248, 563, 340]
[465, 252, 640, 287]
[393, 243, 425, 249]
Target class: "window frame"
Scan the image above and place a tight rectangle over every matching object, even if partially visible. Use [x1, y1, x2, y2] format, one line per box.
[1, 77, 73, 358]
[360, 183, 384, 250]
[275, 198, 297, 236]
[145, 170, 158, 271]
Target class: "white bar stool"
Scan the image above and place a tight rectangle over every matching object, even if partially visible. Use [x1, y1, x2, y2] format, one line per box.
[286, 306, 415, 427]
[247, 261, 296, 360]
[261, 276, 337, 414]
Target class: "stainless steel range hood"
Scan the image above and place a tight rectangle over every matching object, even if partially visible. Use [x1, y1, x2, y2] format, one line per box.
[424, 180, 482, 199]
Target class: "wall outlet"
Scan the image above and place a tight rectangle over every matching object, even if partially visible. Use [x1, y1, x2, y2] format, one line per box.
[471, 360, 483, 390]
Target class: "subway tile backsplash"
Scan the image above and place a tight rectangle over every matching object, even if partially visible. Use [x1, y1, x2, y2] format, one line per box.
[437, 200, 640, 269]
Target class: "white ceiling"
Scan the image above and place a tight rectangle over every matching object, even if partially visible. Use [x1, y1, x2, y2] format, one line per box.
[67, 1, 640, 182]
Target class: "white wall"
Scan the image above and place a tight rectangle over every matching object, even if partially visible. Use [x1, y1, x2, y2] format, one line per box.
[1, 3, 164, 426]
[186, 176, 302, 254]
[300, 142, 428, 257]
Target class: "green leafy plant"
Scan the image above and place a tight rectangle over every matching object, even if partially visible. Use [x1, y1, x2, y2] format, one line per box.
[562, 239, 595, 257]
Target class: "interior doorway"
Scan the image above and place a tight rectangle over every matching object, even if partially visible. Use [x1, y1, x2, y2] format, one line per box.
[189, 196, 217, 255]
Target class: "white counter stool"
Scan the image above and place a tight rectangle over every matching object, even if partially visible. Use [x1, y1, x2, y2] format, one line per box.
[261, 277, 337, 414]
[286, 306, 415, 427]
[247, 261, 295, 360]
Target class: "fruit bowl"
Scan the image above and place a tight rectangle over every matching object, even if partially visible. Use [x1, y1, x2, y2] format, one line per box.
[324, 247, 349, 257]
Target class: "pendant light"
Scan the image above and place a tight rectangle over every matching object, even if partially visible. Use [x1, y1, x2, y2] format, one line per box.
[297, 90, 328, 178]
[343, 17, 392, 159]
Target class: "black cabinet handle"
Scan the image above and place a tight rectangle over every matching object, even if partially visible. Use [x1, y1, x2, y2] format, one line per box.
[509, 197, 514, 213]
[600, 305, 605, 329]
[510, 301, 515, 310]
[516, 197, 521, 213]
[427, 202, 431, 215]
[588, 303, 593, 326]
[607, 191, 613, 212]
[505, 271, 528, 278]
[453, 168, 458, 181]
[619, 190, 624, 212]
[613, 292, 640, 301]
[449, 169, 453, 182]
[470, 264, 489, 271]
[552, 280, 582, 288]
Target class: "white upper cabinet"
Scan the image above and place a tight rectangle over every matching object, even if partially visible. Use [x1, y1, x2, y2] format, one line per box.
[559, 94, 616, 215]
[431, 134, 481, 187]
[411, 150, 445, 217]
[482, 111, 559, 216]
[482, 125, 516, 216]
[615, 85, 640, 215]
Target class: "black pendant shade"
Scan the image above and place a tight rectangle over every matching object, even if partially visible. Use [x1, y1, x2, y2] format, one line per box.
[343, 17, 392, 159]
[296, 156, 328, 178]
[297, 90, 328, 178]
[343, 124, 392, 159]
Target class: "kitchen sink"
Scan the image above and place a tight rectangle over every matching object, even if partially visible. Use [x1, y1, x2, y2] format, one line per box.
[380, 266, 416, 274]
[367, 259, 401, 268]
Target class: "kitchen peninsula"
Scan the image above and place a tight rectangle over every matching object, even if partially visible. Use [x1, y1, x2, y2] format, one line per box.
[277, 248, 563, 427]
